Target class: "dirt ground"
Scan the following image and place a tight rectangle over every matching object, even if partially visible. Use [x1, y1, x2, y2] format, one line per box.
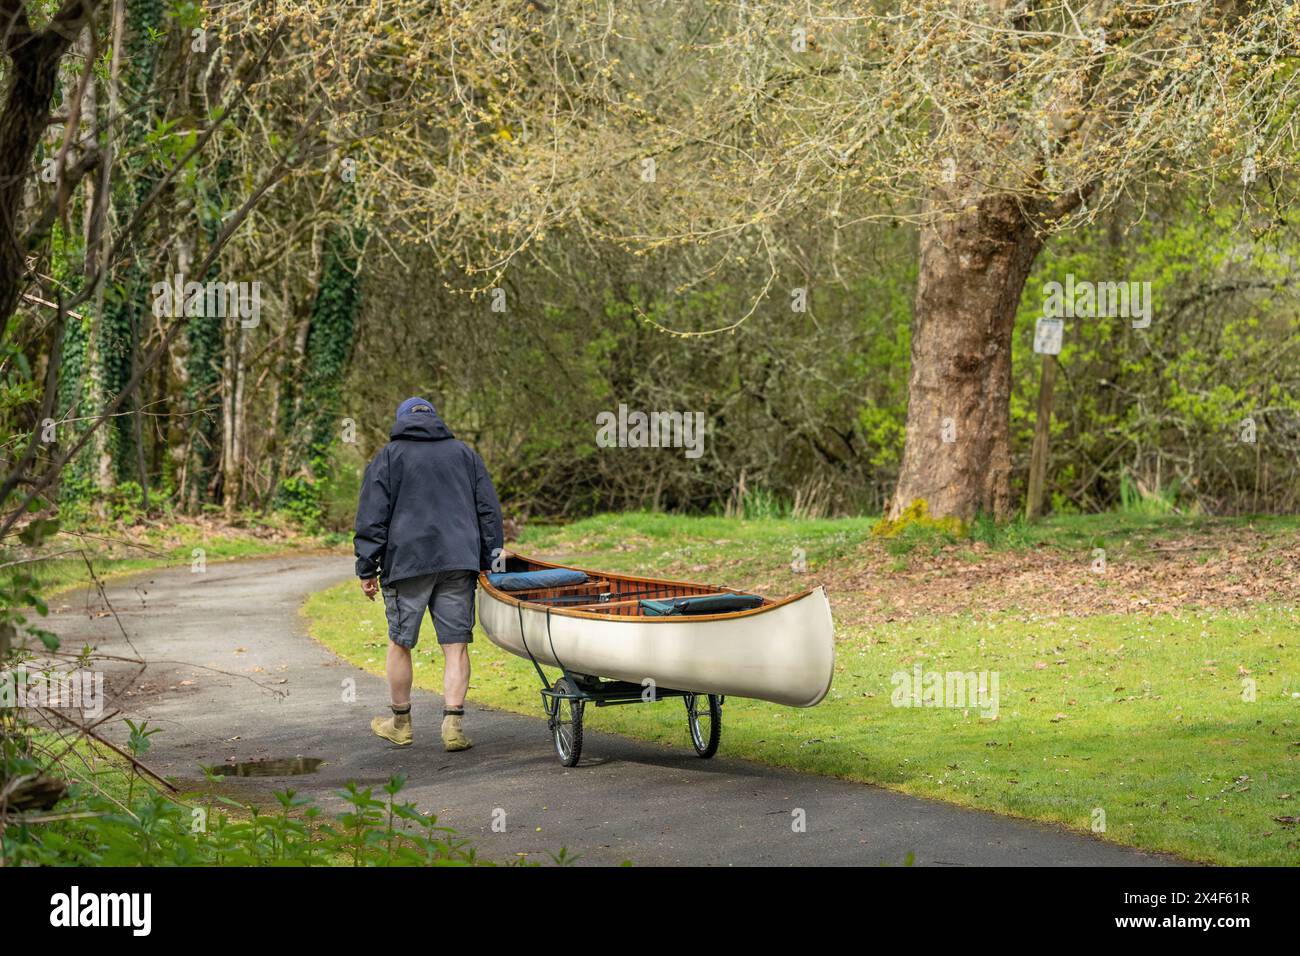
[825, 528, 1300, 625]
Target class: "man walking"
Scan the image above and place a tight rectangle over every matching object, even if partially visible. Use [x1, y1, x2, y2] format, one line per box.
[354, 397, 503, 751]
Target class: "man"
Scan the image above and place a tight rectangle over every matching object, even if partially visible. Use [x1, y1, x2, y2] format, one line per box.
[354, 397, 503, 751]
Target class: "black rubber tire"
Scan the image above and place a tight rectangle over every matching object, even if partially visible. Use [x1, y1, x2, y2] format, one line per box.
[550, 677, 584, 767]
[685, 693, 722, 758]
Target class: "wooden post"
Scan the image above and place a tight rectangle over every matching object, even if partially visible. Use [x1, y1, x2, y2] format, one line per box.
[1025, 353, 1056, 520]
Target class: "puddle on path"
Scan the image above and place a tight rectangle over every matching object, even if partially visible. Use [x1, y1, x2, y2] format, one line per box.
[207, 757, 325, 777]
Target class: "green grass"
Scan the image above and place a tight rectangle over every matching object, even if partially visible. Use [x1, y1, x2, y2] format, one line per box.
[518, 509, 1300, 563]
[516, 511, 880, 581]
[305, 511, 1300, 865]
[26, 730, 141, 808]
[26, 519, 341, 597]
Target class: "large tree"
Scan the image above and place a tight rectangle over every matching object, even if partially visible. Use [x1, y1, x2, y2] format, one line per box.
[290, 0, 1300, 519]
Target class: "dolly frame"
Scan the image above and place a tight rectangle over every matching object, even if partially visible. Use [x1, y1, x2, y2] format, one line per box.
[535, 669, 723, 766]
[510, 601, 725, 766]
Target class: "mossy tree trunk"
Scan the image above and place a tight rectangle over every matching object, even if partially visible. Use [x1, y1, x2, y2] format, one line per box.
[273, 227, 362, 520]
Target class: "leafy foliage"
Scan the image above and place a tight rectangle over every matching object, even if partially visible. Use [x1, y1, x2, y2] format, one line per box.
[3, 764, 494, 867]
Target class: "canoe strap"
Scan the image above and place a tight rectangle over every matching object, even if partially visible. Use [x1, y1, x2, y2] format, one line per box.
[517, 602, 550, 690]
[544, 607, 568, 677]
[516, 604, 573, 690]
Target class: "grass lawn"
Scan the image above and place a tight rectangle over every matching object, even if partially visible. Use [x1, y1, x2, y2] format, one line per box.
[303, 512, 1300, 865]
[26, 518, 345, 597]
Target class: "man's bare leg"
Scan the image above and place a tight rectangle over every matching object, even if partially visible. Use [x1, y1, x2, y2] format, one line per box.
[441, 642, 470, 708]
[387, 642, 413, 707]
[440, 642, 472, 750]
[371, 642, 414, 745]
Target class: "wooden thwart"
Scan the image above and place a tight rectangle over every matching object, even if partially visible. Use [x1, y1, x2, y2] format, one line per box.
[564, 598, 646, 611]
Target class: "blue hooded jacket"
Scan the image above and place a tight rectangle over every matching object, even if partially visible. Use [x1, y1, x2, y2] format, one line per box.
[353, 402, 503, 584]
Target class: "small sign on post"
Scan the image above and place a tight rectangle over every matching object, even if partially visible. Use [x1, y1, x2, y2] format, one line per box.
[1026, 316, 1063, 519]
[1033, 316, 1064, 356]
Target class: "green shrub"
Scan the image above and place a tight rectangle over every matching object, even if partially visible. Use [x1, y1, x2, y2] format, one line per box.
[274, 474, 324, 533]
[106, 482, 146, 524]
[319, 444, 365, 533]
[1, 770, 491, 866]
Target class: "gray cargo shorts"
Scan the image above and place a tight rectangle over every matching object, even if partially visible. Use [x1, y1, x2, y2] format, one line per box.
[381, 570, 478, 649]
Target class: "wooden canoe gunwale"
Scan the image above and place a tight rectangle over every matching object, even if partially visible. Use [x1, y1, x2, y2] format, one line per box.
[478, 550, 816, 623]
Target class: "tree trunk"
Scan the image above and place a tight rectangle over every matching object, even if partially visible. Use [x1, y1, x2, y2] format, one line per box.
[887, 195, 1044, 521]
[0, 0, 102, 332]
[77, 25, 113, 503]
[220, 318, 243, 520]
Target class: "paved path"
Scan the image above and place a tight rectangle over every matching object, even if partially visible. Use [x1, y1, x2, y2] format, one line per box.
[48, 555, 1177, 866]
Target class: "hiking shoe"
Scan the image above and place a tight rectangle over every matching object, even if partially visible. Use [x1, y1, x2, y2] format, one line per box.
[441, 714, 472, 752]
[371, 712, 412, 746]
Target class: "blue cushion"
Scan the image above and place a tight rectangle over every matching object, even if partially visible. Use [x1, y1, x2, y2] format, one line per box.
[639, 594, 764, 616]
[487, 568, 589, 591]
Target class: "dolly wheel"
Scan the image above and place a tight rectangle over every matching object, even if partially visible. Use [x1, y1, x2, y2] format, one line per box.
[550, 677, 584, 767]
[684, 693, 722, 758]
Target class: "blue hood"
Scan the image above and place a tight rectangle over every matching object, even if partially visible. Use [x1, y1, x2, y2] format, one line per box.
[390, 404, 454, 441]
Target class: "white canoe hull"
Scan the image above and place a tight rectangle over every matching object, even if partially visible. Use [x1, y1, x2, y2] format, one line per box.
[478, 584, 835, 708]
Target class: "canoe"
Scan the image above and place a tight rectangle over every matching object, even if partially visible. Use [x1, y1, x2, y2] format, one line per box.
[477, 552, 835, 707]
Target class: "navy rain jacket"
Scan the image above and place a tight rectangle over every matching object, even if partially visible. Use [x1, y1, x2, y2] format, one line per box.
[353, 405, 503, 584]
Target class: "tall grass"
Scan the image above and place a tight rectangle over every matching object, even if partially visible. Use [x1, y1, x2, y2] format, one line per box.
[1118, 472, 1181, 516]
